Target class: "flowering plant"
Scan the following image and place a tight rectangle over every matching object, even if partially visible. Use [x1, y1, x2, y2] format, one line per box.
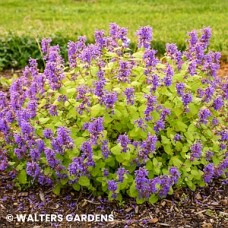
[0, 24, 227, 204]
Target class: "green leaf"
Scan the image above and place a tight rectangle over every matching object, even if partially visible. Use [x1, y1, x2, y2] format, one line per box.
[175, 141, 183, 151]
[171, 156, 183, 168]
[129, 183, 138, 197]
[164, 144, 173, 155]
[39, 117, 50, 124]
[91, 104, 104, 117]
[161, 135, 170, 145]
[78, 176, 90, 187]
[146, 160, 153, 171]
[53, 183, 61, 195]
[175, 120, 187, 132]
[136, 197, 146, 204]
[72, 183, 80, 191]
[18, 169, 27, 184]
[149, 194, 158, 204]
[111, 145, 122, 155]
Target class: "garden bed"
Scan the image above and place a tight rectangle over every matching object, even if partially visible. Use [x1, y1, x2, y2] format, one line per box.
[0, 172, 227, 228]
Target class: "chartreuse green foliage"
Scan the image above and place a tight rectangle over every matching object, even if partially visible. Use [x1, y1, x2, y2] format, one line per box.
[0, 24, 227, 204]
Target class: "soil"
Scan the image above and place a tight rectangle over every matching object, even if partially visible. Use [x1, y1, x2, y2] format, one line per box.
[0, 173, 227, 228]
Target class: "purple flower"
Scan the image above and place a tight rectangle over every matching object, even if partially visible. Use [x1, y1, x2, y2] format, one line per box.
[58, 95, 67, 103]
[94, 80, 105, 97]
[101, 92, 118, 110]
[220, 130, 228, 141]
[144, 94, 157, 121]
[117, 134, 131, 152]
[143, 49, 159, 68]
[116, 167, 128, 182]
[160, 108, 171, 120]
[68, 157, 86, 177]
[80, 44, 100, 65]
[190, 141, 202, 161]
[0, 151, 8, 171]
[197, 88, 204, 98]
[169, 167, 180, 184]
[84, 117, 104, 144]
[198, 108, 211, 124]
[44, 148, 59, 168]
[134, 118, 147, 131]
[101, 140, 110, 159]
[30, 148, 41, 161]
[103, 168, 109, 177]
[200, 27, 212, 49]
[14, 148, 26, 159]
[154, 119, 165, 133]
[166, 44, 182, 70]
[182, 93, 192, 106]
[188, 30, 198, 48]
[44, 45, 65, 90]
[176, 83, 185, 96]
[117, 61, 132, 83]
[205, 151, 214, 161]
[136, 26, 152, 49]
[174, 134, 182, 142]
[213, 96, 223, 110]
[81, 141, 92, 154]
[56, 127, 74, 149]
[188, 60, 197, 76]
[68, 36, 86, 68]
[203, 163, 214, 183]
[26, 162, 40, 178]
[135, 167, 151, 198]
[148, 74, 160, 91]
[95, 30, 105, 49]
[41, 38, 52, 55]
[124, 88, 135, 105]
[159, 176, 173, 197]
[163, 64, 174, 86]
[204, 86, 214, 102]
[139, 134, 157, 159]
[150, 177, 161, 194]
[212, 118, 219, 126]
[0, 92, 7, 109]
[109, 23, 128, 44]
[215, 157, 228, 177]
[20, 120, 34, 136]
[43, 128, 53, 139]
[81, 141, 94, 167]
[49, 105, 58, 116]
[38, 175, 52, 186]
[108, 180, 117, 191]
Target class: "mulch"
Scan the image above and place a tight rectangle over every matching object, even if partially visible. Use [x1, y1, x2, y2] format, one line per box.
[0, 172, 227, 228]
[0, 64, 227, 228]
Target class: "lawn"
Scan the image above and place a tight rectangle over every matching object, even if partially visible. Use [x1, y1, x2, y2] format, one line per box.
[0, 0, 227, 51]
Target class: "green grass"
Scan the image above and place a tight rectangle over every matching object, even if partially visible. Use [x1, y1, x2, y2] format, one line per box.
[0, 0, 227, 69]
[0, 0, 227, 50]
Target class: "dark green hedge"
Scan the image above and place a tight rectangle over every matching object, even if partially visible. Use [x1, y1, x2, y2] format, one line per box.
[0, 34, 227, 71]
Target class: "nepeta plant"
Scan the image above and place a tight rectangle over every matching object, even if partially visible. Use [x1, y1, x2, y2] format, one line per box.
[0, 24, 227, 204]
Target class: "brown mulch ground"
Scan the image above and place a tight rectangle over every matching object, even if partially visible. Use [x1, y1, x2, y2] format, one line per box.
[0, 172, 227, 228]
[0, 64, 227, 228]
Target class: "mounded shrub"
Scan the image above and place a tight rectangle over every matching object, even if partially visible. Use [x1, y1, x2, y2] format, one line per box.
[0, 24, 227, 204]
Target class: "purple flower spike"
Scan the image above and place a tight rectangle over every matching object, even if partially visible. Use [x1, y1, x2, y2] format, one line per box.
[117, 134, 131, 152]
[136, 26, 153, 49]
[190, 141, 202, 161]
[124, 88, 135, 105]
[203, 163, 214, 183]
